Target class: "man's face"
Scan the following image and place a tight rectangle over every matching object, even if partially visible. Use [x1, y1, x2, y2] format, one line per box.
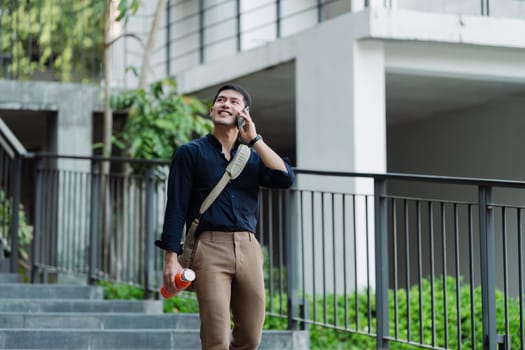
[210, 89, 246, 126]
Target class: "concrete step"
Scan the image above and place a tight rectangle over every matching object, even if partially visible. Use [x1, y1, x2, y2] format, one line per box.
[0, 273, 23, 283]
[0, 283, 103, 299]
[0, 329, 310, 349]
[0, 299, 163, 313]
[0, 312, 200, 329]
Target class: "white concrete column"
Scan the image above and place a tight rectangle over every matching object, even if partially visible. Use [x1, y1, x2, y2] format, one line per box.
[296, 18, 386, 292]
[56, 86, 96, 272]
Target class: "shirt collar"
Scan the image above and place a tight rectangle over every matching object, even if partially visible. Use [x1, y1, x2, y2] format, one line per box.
[206, 133, 242, 151]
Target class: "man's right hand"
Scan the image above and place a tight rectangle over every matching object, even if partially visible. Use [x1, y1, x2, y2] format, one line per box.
[163, 251, 183, 295]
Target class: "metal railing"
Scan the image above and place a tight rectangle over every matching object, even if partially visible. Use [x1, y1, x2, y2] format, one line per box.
[2, 151, 524, 348]
[0, 118, 27, 273]
[262, 170, 525, 349]
[29, 154, 170, 298]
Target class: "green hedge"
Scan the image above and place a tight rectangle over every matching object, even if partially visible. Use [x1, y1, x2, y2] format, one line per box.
[100, 276, 521, 349]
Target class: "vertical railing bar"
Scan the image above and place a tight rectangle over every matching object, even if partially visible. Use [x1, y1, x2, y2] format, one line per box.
[89, 160, 100, 284]
[321, 192, 327, 325]
[114, 174, 121, 281]
[235, 0, 241, 52]
[166, 0, 171, 76]
[131, 175, 137, 283]
[268, 190, 274, 313]
[300, 190, 307, 326]
[442, 202, 449, 349]
[342, 194, 348, 330]
[468, 204, 477, 350]
[144, 165, 155, 299]
[331, 193, 337, 327]
[353, 194, 358, 330]
[70, 170, 77, 272]
[374, 178, 389, 349]
[278, 190, 284, 316]
[66, 170, 72, 272]
[73, 170, 80, 273]
[454, 203, 462, 350]
[276, 0, 281, 38]
[479, 185, 496, 350]
[9, 156, 21, 273]
[311, 191, 317, 322]
[404, 199, 411, 341]
[393, 198, 399, 339]
[198, 0, 204, 64]
[429, 201, 436, 347]
[31, 158, 43, 283]
[365, 194, 371, 331]
[65, 170, 73, 272]
[518, 208, 524, 350]
[52, 169, 59, 269]
[502, 207, 509, 349]
[417, 200, 423, 343]
[41, 169, 49, 273]
[317, 0, 323, 22]
[81, 171, 88, 273]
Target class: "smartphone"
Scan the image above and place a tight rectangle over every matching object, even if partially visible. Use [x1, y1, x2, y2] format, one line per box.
[236, 107, 248, 130]
[237, 115, 246, 130]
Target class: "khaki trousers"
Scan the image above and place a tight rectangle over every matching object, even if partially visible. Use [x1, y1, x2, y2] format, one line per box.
[192, 231, 265, 350]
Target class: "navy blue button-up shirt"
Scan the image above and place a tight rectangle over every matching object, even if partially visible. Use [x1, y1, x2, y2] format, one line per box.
[155, 134, 295, 253]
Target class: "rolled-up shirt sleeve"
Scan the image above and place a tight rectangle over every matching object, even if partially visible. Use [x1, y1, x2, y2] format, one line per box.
[155, 144, 195, 253]
[259, 157, 295, 189]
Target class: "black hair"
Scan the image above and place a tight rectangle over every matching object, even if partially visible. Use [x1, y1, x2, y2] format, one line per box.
[212, 84, 252, 108]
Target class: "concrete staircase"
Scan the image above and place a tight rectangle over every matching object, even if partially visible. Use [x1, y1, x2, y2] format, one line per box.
[0, 273, 309, 349]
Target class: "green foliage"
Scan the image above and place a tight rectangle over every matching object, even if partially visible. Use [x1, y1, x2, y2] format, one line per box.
[110, 77, 213, 162]
[98, 280, 145, 300]
[264, 276, 522, 349]
[1, 0, 104, 81]
[98, 275, 522, 349]
[0, 0, 141, 82]
[163, 294, 199, 313]
[0, 189, 33, 261]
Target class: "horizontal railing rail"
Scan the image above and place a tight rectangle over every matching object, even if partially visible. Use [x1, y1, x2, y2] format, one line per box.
[1, 149, 523, 349]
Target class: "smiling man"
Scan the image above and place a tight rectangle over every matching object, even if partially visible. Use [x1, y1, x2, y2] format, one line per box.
[156, 84, 295, 350]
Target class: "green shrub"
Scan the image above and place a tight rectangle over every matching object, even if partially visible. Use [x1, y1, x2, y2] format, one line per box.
[100, 276, 521, 350]
[0, 189, 34, 261]
[98, 280, 144, 300]
[265, 276, 521, 349]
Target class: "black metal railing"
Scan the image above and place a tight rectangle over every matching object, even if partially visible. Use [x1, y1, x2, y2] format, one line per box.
[2, 133, 525, 348]
[1, 154, 524, 348]
[0, 118, 27, 273]
[29, 154, 170, 298]
[261, 170, 525, 349]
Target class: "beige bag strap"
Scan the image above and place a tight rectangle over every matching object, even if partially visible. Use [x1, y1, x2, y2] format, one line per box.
[178, 144, 251, 269]
[198, 144, 250, 214]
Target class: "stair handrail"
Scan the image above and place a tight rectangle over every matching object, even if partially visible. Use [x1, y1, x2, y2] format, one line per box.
[0, 118, 27, 158]
[0, 117, 27, 273]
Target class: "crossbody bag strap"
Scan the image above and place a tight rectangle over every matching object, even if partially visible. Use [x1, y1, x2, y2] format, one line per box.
[179, 145, 251, 269]
[198, 144, 251, 215]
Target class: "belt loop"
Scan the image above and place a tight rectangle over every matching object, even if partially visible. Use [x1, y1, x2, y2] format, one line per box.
[211, 231, 215, 242]
[248, 231, 252, 241]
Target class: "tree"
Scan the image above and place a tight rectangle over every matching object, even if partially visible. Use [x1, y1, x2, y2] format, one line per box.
[0, 0, 105, 81]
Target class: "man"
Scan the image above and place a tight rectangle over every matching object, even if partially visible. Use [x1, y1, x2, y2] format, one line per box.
[155, 84, 295, 350]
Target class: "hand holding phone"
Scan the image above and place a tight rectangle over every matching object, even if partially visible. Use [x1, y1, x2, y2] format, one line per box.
[236, 107, 249, 130]
[237, 115, 246, 130]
